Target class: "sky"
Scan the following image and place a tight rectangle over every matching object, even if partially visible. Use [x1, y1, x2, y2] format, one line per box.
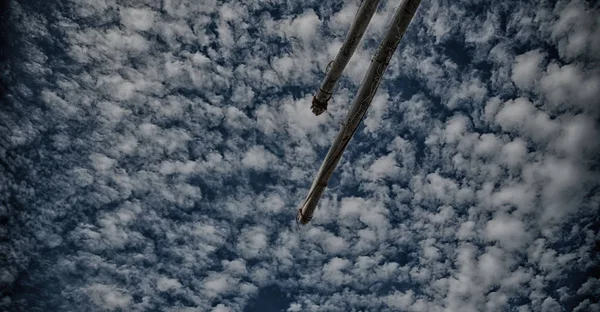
[0, 0, 599, 311]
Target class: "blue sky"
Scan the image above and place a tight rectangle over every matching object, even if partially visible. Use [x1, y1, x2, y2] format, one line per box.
[1, 0, 599, 311]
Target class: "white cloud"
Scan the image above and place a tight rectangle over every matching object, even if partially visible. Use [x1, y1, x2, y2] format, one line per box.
[485, 213, 528, 251]
[241, 145, 276, 170]
[364, 92, 390, 133]
[90, 153, 116, 172]
[280, 9, 321, 44]
[322, 257, 351, 286]
[203, 273, 237, 298]
[3, 0, 599, 311]
[385, 290, 414, 310]
[494, 97, 559, 143]
[212, 304, 232, 312]
[541, 297, 561, 312]
[549, 0, 600, 61]
[236, 226, 268, 259]
[512, 49, 545, 90]
[555, 114, 599, 159]
[220, 259, 246, 278]
[499, 138, 528, 169]
[457, 221, 475, 240]
[363, 152, 399, 181]
[444, 114, 470, 144]
[474, 133, 501, 157]
[85, 284, 133, 311]
[157, 276, 183, 292]
[120, 7, 156, 31]
[539, 62, 600, 113]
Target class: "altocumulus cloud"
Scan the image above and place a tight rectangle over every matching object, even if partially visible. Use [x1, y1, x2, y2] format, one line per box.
[0, 0, 599, 311]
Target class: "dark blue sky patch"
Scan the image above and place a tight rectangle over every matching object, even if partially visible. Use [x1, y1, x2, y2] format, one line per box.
[245, 285, 294, 312]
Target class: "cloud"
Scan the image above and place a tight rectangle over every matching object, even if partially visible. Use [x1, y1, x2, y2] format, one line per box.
[485, 213, 528, 251]
[85, 284, 133, 311]
[236, 226, 269, 259]
[241, 145, 277, 171]
[120, 7, 156, 32]
[494, 97, 560, 143]
[512, 49, 546, 90]
[157, 276, 183, 292]
[1, 0, 598, 311]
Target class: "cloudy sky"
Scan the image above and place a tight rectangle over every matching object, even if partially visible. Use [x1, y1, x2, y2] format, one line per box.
[1, 0, 599, 311]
